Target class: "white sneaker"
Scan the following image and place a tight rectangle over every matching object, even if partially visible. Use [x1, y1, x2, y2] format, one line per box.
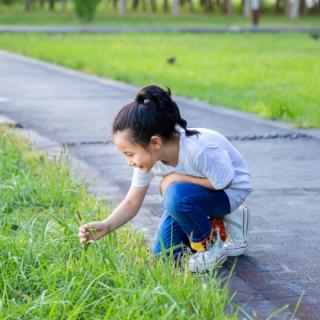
[189, 231, 228, 273]
[223, 206, 250, 257]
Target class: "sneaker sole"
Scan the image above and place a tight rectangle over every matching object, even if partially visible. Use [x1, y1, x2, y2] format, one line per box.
[225, 243, 248, 257]
[189, 253, 228, 273]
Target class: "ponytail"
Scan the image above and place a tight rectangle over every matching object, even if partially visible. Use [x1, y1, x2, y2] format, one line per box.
[113, 85, 199, 146]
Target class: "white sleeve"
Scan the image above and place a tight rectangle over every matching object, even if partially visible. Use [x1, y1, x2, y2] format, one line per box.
[131, 168, 154, 187]
[195, 145, 234, 190]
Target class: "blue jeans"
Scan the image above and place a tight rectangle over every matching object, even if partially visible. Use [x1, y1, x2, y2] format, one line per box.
[151, 182, 231, 258]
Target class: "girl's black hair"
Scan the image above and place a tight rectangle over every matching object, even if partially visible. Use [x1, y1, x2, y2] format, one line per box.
[113, 84, 199, 147]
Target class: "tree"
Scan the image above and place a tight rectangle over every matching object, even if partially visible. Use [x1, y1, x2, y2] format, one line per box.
[286, 0, 300, 18]
[223, 0, 233, 15]
[173, 0, 180, 14]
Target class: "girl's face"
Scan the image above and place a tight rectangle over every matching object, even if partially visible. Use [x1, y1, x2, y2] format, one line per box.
[113, 130, 160, 173]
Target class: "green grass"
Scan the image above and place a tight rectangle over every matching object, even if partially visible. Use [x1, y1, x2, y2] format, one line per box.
[0, 127, 238, 319]
[0, 32, 319, 128]
[0, 3, 320, 26]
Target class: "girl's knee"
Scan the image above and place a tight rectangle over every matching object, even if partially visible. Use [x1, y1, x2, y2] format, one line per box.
[162, 182, 192, 216]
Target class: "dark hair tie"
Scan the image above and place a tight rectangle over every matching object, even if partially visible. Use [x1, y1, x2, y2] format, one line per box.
[135, 93, 151, 105]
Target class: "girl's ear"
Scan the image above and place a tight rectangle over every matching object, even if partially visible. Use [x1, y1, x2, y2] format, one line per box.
[150, 135, 162, 150]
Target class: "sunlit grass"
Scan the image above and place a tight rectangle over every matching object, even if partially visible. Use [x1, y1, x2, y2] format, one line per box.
[0, 127, 238, 319]
[0, 32, 319, 127]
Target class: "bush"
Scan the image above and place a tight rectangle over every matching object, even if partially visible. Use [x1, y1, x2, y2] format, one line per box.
[73, 0, 102, 21]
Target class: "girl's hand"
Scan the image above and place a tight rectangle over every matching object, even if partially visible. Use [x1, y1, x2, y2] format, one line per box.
[78, 221, 109, 244]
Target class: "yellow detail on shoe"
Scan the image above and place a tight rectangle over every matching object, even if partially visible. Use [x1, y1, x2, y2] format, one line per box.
[190, 241, 206, 252]
[190, 221, 225, 252]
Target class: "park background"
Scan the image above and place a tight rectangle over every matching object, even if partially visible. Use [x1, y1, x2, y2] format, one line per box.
[0, 0, 320, 129]
[0, 0, 319, 319]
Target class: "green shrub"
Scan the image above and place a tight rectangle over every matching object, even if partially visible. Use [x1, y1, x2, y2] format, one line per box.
[72, 0, 102, 21]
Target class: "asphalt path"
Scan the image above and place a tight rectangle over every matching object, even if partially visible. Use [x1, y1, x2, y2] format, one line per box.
[0, 25, 320, 34]
[1, 50, 320, 319]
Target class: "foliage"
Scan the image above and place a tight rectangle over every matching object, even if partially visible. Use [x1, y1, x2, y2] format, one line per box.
[1, 0, 17, 5]
[72, 0, 102, 21]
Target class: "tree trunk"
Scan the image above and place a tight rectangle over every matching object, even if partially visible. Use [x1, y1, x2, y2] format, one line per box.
[204, 0, 213, 12]
[25, 0, 32, 11]
[141, 0, 147, 11]
[243, 0, 250, 16]
[173, 0, 180, 14]
[163, 0, 169, 11]
[275, 0, 282, 13]
[119, 0, 126, 15]
[132, 0, 139, 10]
[113, 0, 118, 10]
[187, 0, 193, 11]
[286, 0, 300, 18]
[49, 0, 55, 11]
[39, 0, 45, 10]
[62, 0, 67, 11]
[150, 0, 157, 12]
[223, 0, 232, 14]
[300, 0, 307, 14]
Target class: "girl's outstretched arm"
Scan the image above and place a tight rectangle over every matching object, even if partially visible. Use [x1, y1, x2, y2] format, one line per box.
[79, 184, 149, 244]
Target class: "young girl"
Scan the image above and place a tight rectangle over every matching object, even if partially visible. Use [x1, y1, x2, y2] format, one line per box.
[79, 85, 252, 272]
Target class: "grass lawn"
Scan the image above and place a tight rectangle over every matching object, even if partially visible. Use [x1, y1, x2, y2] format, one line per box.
[0, 3, 320, 26]
[0, 32, 319, 128]
[0, 126, 238, 319]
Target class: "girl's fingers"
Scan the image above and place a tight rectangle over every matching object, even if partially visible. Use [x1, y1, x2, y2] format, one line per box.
[78, 229, 92, 243]
[78, 231, 88, 238]
[78, 223, 100, 243]
[79, 237, 88, 244]
[79, 232, 94, 243]
[79, 226, 88, 233]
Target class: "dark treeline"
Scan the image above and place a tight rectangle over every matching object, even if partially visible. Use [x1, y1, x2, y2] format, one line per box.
[0, 0, 319, 21]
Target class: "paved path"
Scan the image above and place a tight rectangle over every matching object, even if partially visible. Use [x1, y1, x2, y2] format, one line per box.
[1, 25, 320, 33]
[1, 50, 320, 319]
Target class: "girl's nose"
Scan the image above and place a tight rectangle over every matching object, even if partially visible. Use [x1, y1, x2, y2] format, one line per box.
[128, 161, 136, 167]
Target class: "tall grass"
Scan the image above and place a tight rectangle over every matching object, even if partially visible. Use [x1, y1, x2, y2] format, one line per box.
[0, 128, 237, 319]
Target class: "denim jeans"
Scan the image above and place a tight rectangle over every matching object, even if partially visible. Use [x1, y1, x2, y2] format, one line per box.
[151, 182, 231, 258]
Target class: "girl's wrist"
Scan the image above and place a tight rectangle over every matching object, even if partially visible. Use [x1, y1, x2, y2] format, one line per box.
[102, 219, 112, 235]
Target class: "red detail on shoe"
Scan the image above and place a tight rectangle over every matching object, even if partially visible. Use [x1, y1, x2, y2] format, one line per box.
[212, 218, 227, 241]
